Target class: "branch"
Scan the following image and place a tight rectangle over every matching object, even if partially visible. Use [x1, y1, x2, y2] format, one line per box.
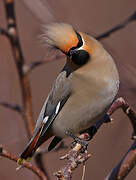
[0, 28, 11, 39]
[0, 102, 22, 114]
[55, 144, 91, 180]
[0, 145, 47, 180]
[55, 97, 136, 180]
[23, 61, 45, 74]
[3, 0, 35, 138]
[96, 11, 136, 40]
[105, 98, 136, 180]
[23, 53, 64, 74]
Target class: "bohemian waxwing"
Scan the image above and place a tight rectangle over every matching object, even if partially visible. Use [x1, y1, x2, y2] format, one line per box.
[18, 23, 119, 164]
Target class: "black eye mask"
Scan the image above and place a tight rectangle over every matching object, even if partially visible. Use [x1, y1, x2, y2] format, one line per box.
[72, 49, 90, 65]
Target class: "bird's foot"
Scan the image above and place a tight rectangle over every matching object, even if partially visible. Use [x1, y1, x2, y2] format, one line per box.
[66, 130, 88, 153]
[80, 126, 97, 141]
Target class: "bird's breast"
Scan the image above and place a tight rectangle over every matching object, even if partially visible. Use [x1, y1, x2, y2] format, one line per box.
[52, 61, 119, 138]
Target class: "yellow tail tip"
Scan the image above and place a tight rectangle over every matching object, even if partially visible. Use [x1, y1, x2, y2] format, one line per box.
[17, 157, 31, 165]
[17, 158, 24, 165]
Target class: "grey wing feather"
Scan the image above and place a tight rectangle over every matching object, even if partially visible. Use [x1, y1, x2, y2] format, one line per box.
[33, 71, 71, 136]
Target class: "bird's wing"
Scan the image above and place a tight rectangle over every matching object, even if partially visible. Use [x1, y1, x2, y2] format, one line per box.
[33, 71, 71, 143]
[19, 71, 71, 161]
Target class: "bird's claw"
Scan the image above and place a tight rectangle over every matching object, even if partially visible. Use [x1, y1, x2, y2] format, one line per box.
[66, 130, 88, 153]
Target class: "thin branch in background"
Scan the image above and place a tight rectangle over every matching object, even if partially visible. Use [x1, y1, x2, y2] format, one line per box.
[23, 58, 55, 75]
[0, 102, 22, 114]
[0, 28, 11, 39]
[0, 145, 47, 180]
[23, 61, 45, 74]
[55, 97, 136, 180]
[96, 11, 136, 40]
[23, 52, 64, 74]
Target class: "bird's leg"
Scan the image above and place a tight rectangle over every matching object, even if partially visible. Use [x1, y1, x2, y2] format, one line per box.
[66, 114, 111, 152]
[66, 131, 88, 153]
[79, 114, 111, 142]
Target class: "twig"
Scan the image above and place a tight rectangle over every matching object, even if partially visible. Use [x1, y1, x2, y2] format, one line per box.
[0, 145, 47, 180]
[96, 11, 136, 40]
[23, 52, 64, 74]
[23, 58, 54, 74]
[55, 97, 136, 180]
[81, 164, 86, 180]
[0, 102, 22, 114]
[55, 144, 91, 180]
[0, 28, 11, 39]
[23, 61, 45, 74]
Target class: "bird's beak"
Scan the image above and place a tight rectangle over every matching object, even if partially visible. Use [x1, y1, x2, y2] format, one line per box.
[67, 49, 78, 58]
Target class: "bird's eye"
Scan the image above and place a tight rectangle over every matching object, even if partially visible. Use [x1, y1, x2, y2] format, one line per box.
[71, 50, 90, 66]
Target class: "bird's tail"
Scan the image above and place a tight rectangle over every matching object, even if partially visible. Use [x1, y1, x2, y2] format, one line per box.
[17, 130, 41, 165]
[17, 129, 52, 165]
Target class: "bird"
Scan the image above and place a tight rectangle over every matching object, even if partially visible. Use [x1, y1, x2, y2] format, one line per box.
[17, 23, 119, 164]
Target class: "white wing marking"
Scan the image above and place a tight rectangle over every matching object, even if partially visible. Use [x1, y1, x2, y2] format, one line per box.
[43, 116, 49, 124]
[55, 101, 61, 114]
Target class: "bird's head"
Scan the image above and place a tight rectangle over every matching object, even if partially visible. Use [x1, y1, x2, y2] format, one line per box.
[43, 23, 91, 66]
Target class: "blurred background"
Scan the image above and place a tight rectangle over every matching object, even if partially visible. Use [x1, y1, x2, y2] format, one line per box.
[0, 0, 136, 179]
